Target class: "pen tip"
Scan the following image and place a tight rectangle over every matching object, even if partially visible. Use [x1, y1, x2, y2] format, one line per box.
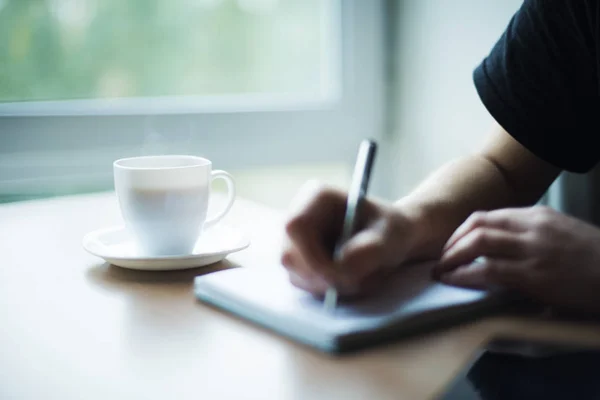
[324, 288, 338, 314]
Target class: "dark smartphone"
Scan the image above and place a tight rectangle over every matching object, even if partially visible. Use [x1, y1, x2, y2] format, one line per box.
[436, 335, 600, 400]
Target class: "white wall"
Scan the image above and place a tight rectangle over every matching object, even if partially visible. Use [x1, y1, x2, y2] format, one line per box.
[388, 0, 523, 198]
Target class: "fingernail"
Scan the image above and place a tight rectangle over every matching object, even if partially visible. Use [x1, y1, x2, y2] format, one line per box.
[442, 238, 455, 252]
[440, 248, 455, 262]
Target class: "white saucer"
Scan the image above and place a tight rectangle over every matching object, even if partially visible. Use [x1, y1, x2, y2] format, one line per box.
[83, 224, 250, 271]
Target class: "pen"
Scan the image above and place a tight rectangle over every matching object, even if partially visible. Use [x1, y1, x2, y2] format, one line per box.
[323, 139, 377, 313]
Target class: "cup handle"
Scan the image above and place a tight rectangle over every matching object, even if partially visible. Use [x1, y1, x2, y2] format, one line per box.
[204, 170, 236, 230]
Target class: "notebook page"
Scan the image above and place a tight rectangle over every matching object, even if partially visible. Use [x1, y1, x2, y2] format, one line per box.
[194, 263, 489, 338]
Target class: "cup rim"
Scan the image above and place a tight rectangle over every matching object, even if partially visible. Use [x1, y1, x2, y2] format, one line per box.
[113, 155, 211, 170]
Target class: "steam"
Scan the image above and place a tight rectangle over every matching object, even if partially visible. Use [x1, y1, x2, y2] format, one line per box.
[140, 116, 197, 157]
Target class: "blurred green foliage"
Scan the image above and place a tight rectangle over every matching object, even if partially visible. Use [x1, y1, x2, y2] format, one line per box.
[0, 0, 323, 102]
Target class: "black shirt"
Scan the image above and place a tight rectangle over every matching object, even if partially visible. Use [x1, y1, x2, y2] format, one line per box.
[474, 0, 600, 173]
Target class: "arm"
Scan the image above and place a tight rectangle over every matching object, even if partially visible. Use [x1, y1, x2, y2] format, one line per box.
[281, 122, 561, 297]
[396, 122, 561, 262]
[282, 0, 594, 301]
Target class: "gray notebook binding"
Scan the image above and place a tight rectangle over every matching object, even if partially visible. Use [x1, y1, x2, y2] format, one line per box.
[194, 263, 509, 354]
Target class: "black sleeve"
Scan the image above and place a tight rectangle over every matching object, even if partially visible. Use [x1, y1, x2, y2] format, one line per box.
[473, 0, 600, 173]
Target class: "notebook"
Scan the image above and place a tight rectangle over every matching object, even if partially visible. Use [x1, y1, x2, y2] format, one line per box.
[194, 263, 511, 354]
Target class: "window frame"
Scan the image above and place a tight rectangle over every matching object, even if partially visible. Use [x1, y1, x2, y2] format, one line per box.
[0, 0, 386, 198]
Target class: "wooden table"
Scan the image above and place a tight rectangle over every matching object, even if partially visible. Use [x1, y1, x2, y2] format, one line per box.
[2, 192, 600, 400]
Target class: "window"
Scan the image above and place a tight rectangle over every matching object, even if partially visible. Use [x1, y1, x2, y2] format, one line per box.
[0, 0, 386, 206]
[1, 0, 334, 104]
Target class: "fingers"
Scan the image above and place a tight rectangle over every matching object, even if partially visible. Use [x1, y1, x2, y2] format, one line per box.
[283, 188, 343, 286]
[337, 229, 385, 285]
[281, 240, 330, 295]
[282, 184, 388, 296]
[443, 209, 530, 253]
[438, 257, 529, 291]
[285, 220, 334, 276]
[282, 229, 385, 296]
[435, 208, 532, 278]
[288, 267, 388, 299]
[288, 271, 329, 296]
[286, 183, 345, 236]
[435, 227, 527, 276]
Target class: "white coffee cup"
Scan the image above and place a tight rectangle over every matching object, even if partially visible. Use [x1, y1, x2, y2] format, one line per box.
[113, 155, 236, 256]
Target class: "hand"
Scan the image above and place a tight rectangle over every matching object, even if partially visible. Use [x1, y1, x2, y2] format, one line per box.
[281, 182, 414, 297]
[434, 206, 600, 314]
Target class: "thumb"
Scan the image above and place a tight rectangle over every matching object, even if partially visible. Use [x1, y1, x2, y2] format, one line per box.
[338, 229, 384, 279]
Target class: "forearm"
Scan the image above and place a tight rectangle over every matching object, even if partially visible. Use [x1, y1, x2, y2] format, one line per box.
[394, 155, 533, 261]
